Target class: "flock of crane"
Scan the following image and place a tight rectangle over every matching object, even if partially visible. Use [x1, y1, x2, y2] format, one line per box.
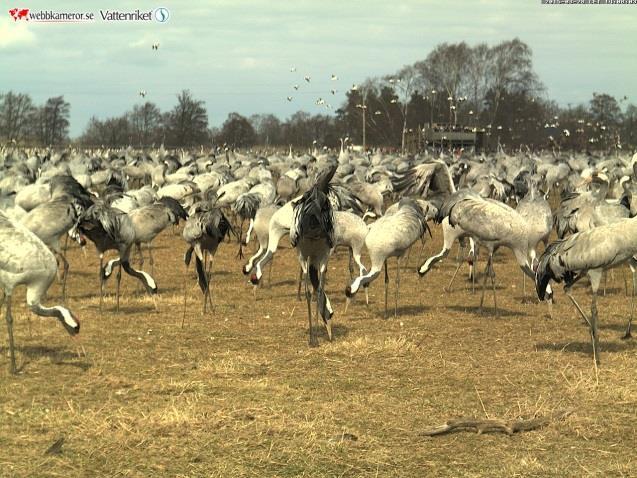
[2, 145, 637, 374]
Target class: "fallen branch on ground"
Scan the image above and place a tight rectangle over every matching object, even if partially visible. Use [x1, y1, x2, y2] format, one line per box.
[422, 410, 572, 437]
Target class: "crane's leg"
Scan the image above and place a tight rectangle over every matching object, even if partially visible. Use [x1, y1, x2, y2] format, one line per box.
[522, 269, 526, 301]
[99, 254, 105, 311]
[565, 288, 592, 328]
[602, 270, 607, 297]
[202, 252, 213, 314]
[478, 256, 490, 314]
[207, 256, 214, 313]
[306, 260, 318, 347]
[3, 293, 16, 374]
[489, 254, 498, 317]
[622, 263, 636, 339]
[395, 256, 401, 318]
[470, 248, 477, 295]
[136, 242, 144, 267]
[181, 265, 188, 328]
[57, 251, 70, 303]
[148, 243, 155, 277]
[384, 260, 389, 320]
[445, 254, 463, 293]
[115, 263, 122, 312]
[319, 268, 332, 341]
[268, 257, 273, 288]
[589, 270, 602, 366]
[202, 253, 208, 314]
[297, 266, 303, 301]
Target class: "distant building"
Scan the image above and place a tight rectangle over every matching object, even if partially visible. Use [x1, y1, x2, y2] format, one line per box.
[406, 123, 486, 153]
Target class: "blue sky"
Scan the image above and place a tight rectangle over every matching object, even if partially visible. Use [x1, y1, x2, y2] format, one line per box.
[1, 0, 636, 137]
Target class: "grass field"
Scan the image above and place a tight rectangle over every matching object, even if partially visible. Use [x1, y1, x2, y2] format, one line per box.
[1, 224, 637, 477]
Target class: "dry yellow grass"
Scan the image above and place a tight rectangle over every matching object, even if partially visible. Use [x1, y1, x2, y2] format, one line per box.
[1, 224, 637, 477]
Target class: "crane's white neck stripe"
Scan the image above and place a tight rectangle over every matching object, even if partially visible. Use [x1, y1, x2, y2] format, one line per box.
[350, 277, 362, 294]
[54, 306, 78, 329]
[104, 258, 118, 277]
[138, 270, 157, 290]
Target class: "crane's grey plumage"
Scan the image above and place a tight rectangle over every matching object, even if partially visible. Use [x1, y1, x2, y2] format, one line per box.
[536, 218, 637, 365]
[407, 160, 477, 290]
[21, 194, 85, 299]
[346, 198, 429, 319]
[182, 203, 232, 312]
[128, 197, 188, 274]
[392, 159, 455, 203]
[554, 172, 628, 238]
[0, 211, 80, 374]
[77, 202, 158, 310]
[437, 189, 552, 316]
[290, 162, 338, 346]
[515, 178, 553, 298]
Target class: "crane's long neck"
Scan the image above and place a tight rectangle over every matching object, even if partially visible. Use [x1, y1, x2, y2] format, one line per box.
[121, 261, 157, 293]
[27, 292, 79, 335]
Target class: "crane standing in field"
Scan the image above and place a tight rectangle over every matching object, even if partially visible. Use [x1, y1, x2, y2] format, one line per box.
[290, 162, 338, 346]
[128, 197, 188, 275]
[182, 202, 233, 312]
[436, 190, 553, 317]
[77, 202, 158, 311]
[536, 217, 637, 366]
[0, 211, 80, 374]
[515, 177, 553, 299]
[346, 198, 430, 319]
[394, 160, 476, 291]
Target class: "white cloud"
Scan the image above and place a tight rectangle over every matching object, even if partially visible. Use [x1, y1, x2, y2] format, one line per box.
[0, 18, 36, 48]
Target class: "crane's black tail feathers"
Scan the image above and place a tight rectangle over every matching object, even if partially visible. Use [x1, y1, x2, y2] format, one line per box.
[232, 192, 261, 220]
[535, 240, 575, 300]
[184, 246, 193, 266]
[195, 256, 208, 293]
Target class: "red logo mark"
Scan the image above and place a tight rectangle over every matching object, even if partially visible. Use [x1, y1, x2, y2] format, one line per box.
[9, 8, 29, 21]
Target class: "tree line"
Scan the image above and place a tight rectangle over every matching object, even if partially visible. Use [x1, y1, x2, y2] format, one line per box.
[1, 38, 635, 151]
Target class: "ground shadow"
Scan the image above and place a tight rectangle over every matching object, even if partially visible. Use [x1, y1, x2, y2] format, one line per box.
[390, 304, 431, 316]
[536, 339, 637, 357]
[445, 304, 527, 318]
[11, 345, 92, 371]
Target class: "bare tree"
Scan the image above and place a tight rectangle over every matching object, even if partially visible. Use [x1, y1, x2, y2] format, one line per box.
[216, 112, 256, 147]
[385, 65, 418, 153]
[466, 43, 491, 119]
[31, 96, 70, 145]
[486, 38, 541, 125]
[79, 116, 131, 147]
[415, 42, 472, 123]
[0, 91, 35, 142]
[164, 90, 209, 146]
[128, 102, 162, 146]
[249, 113, 282, 146]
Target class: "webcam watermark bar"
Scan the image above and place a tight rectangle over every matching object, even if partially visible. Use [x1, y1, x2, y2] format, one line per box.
[8, 7, 170, 23]
[541, 0, 637, 4]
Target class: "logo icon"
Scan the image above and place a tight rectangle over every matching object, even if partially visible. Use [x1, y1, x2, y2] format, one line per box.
[9, 8, 29, 21]
[154, 7, 169, 23]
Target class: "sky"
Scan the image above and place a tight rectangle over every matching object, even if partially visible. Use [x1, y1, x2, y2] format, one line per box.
[0, 0, 636, 137]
